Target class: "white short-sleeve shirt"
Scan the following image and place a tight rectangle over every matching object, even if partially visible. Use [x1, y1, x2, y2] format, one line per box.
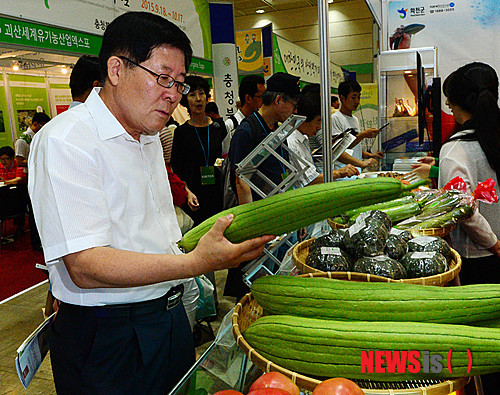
[287, 130, 320, 189]
[28, 88, 183, 306]
[14, 128, 34, 159]
[331, 111, 362, 178]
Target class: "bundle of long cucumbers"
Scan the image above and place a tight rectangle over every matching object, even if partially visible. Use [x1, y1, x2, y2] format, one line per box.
[331, 186, 475, 230]
[244, 276, 500, 381]
[179, 178, 429, 251]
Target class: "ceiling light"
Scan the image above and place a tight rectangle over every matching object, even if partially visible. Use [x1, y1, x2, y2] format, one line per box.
[328, 0, 334, 3]
[12, 62, 19, 71]
[404, 70, 412, 74]
[61, 66, 68, 74]
[256, 9, 265, 14]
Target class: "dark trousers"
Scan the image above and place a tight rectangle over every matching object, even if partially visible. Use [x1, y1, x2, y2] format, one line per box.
[460, 255, 500, 394]
[460, 255, 500, 285]
[27, 197, 41, 250]
[50, 300, 195, 394]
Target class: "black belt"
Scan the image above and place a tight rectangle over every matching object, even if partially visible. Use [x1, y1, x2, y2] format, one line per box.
[60, 284, 184, 319]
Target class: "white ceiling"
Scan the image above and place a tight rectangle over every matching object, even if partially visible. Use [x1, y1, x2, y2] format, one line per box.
[0, 0, 358, 74]
[223, 0, 352, 16]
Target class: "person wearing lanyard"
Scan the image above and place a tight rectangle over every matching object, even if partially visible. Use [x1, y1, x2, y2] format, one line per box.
[171, 75, 227, 226]
[224, 72, 301, 300]
[28, 12, 273, 394]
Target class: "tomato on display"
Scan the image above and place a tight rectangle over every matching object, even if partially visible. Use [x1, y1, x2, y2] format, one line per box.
[248, 372, 300, 395]
[312, 377, 364, 395]
[212, 391, 244, 395]
[247, 389, 293, 395]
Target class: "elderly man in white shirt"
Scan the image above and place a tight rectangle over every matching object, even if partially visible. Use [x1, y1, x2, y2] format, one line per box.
[28, 12, 272, 395]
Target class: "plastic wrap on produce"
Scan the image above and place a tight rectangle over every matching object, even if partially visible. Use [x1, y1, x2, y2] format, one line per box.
[306, 246, 351, 272]
[343, 212, 390, 259]
[384, 234, 408, 261]
[310, 230, 345, 251]
[353, 255, 407, 279]
[396, 189, 476, 230]
[401, 251, 448, 278]
[408, 236, 452, 262]
[389, 227, 412, 242]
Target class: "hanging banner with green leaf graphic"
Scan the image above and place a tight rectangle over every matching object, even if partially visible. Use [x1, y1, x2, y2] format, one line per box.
[0, 0, 212, 59]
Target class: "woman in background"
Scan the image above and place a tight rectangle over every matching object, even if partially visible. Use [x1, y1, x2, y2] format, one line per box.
[171, 75, 227, 226]
[438, 62, 500, 283]
[437, 62, 500, 391]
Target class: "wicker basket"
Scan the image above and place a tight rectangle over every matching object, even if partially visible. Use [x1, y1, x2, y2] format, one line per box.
[232, 293, 470, 394]
[292, 238, 462, 286]
[327, 218, 456, 239]
[409, 224, 456, 238]
[327, 218, 348, 230]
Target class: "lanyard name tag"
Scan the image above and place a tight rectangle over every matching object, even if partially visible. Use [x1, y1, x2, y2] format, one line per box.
[200, 166, 215, 185]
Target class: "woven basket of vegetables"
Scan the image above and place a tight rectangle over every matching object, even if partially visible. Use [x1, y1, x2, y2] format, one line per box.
[232, 292, 471, 394]
[292, 237, 462, 286]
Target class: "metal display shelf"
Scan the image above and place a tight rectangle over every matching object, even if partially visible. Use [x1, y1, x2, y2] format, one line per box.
[236, 114, 309, 199]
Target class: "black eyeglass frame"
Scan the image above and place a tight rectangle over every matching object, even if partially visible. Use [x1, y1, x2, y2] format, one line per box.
[282, 96, 299, 111]
[118, 56, 190, 95]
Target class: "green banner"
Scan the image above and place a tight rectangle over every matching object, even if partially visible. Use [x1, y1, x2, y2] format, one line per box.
[0, 83, 12, 148]
[272, 34, 287, 74]
[189, 57, 213, 75]
[8, 75, 51, 138]
[0, 16, 101, 56]
[192, 0, 212, 59]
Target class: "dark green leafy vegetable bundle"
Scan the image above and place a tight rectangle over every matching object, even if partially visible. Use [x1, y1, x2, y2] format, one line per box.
[310, 230, 345, 250]
[390, 227, 412, 242]
[353, 255, 407, 279]
[306, 246, 351, 272]
[401, 251, 448, 278]
[343, 211, 391, 259]
[384, 234, 408, 261]
[408, 236, 452, 262]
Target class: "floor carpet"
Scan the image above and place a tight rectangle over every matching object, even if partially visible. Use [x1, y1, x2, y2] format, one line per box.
[0, 217, 46, 302]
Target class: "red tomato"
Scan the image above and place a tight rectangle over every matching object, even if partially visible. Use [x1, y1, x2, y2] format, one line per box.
[212, 391, 244, 395]
[247, 389, 292, 395]
[312, 378, 364, 395]
[249, 372, 300, 395]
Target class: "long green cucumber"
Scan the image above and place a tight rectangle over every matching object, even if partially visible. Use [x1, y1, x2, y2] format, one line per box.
[348, 200, 421, 225]
[470, 317, 500, 328]
[244, 315, 500, 381]
[179, 178, 428, 251]
[344, 195, 415, 218]
[250, 276, 500, 324]
[411, 205, 474, 229]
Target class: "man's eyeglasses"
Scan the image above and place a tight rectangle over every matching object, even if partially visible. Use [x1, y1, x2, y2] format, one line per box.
[283, 97, 298, 111]
[118, 56, 190, 95]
